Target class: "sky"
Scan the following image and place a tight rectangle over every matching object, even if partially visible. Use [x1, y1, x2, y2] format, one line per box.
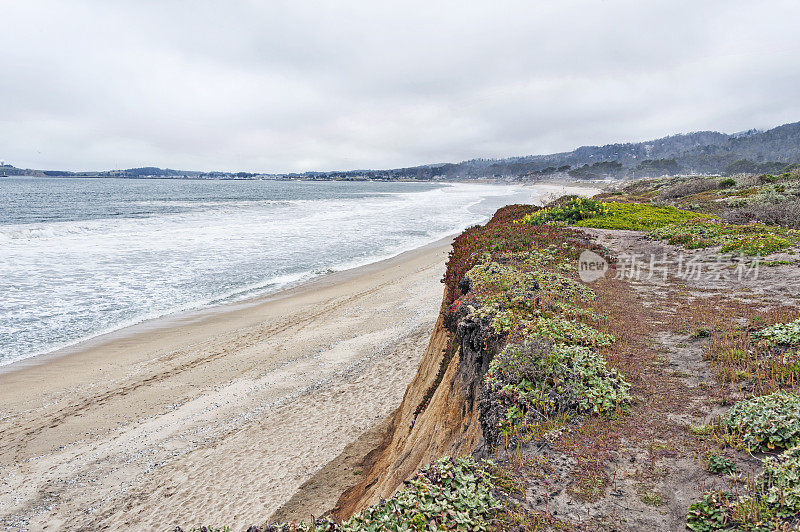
[2, 1, 800, 173]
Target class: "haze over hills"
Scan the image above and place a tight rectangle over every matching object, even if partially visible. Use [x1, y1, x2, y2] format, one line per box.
[3, 120, 799, 181]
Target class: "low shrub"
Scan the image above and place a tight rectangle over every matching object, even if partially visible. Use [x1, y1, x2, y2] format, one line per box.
[687, 492, 730, 531]
[527, 316, 615, 347]
[258, 456, 502, 531]
[761, 445, 800, 517]
[744, 184, 789, 206]
[349, 456, 501, 530]
[706, 454, 738, 475]
[573, 202, 711, 231]
[686, 491, 780, 532]
[687, 447, 800, 530]
[484, 340, 630, 437]
[648, 219, 800, 256]
[720, 232, 791, 255]
[443, 215, 590, 306]
[517, 197, 608, 225]
[658, 177, 721, 200]
[723, 199, 800, 230]
[719, 178, 737, 188]
[461, 259, 596, 335]
[725, 392, 800, 451]
[753, 318, 800, 346]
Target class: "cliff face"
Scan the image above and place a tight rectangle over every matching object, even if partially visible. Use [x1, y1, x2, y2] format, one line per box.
[332, 292, 487, 517]
[332, 207, 539, 518]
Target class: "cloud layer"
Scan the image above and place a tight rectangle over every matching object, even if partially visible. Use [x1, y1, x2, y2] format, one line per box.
[2, 1, 799, 172]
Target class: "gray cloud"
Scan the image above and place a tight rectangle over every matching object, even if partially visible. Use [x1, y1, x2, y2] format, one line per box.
[2, 0, 799, 172]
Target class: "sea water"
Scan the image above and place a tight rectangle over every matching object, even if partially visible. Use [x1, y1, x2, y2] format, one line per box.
[0, 177, 569, 366]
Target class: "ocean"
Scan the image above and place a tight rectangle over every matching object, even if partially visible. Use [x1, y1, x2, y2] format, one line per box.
[0, 177, 573, 366]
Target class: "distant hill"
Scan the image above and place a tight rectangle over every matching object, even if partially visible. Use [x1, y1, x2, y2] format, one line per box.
[279, 120, 800, 180]
[3, 120, 800, 181]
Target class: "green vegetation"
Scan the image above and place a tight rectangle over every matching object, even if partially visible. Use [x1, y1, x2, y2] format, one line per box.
[761, 445, 800, 516]
[462, 257, 597, 337]
[687, 492, 729, 531]
[486, 341, 630, 435]
[639, 489, 665, 507]
[706, 454, 737, 475]
[648, 219, 800, 255]
[518, 198, 709, 231]
[689, 423, 715, 436]
[753, 318, 800, 346]
[348, 456, 500, 531]
[261, 457, 501, 531]
[692, 327, 711, 339]
[450, 222, 629, 447]
[724, 392, 800, 451]
[527, 316, 615, 347]
[516, 197, 608, 225]
[688, 446, 800, 530]
[574, 202, 712, 231]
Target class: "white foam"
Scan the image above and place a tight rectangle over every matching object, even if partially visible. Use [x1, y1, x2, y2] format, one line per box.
[0, 181, 586, 365]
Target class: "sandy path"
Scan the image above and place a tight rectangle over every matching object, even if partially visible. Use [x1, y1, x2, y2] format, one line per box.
[0, 238, 451, 531]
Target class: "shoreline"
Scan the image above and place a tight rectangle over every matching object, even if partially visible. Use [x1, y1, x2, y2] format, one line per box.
[0, 235, 453, 531]
[0, 234, 457, 377]
[2, 179, 596, 375]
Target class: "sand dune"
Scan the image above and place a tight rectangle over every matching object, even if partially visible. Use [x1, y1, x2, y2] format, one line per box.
[0, 238, 451, 531]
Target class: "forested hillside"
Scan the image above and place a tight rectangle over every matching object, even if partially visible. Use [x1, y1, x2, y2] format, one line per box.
[4, 121, 799, 181]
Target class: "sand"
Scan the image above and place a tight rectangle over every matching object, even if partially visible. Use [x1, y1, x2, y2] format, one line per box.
[0, 237, 452, 531]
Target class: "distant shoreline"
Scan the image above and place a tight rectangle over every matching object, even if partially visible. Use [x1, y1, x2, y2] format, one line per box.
[2, 172, 613, 186]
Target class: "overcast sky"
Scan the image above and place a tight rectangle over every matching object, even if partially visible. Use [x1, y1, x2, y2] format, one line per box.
[2, 1, 799, 173]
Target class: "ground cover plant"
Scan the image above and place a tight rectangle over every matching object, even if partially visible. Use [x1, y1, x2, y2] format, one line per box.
[516, 197, 608, 225]
[442, 204, 586, 308]
[754, 318, 800, 347]
[484, 340, 630, 440]
[687, 444, 800, 531]
[573, 202, 712, 231]
[703, 308, 800, 394]
[444, 223, 630, 449]
[246, 457, 506, 531]
[648, 219, 800, 256]
[724, 391, 800, 452]
[526, 316, 615, 347]
[517, 198, 708, 231]
[706, 454, 737, 475]
[761, 445, 800, 516]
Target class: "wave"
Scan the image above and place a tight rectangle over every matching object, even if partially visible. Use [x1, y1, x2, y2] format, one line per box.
[0, 180, 576, 365]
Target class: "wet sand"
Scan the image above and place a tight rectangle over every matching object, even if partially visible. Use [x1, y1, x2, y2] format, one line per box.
[0, 237, 452, 531]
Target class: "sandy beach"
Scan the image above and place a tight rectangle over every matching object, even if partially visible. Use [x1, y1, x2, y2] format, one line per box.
[0, 237, 452, 531]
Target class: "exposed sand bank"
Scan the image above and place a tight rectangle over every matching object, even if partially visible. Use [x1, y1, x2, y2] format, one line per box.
[0, 237, 452, 531]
